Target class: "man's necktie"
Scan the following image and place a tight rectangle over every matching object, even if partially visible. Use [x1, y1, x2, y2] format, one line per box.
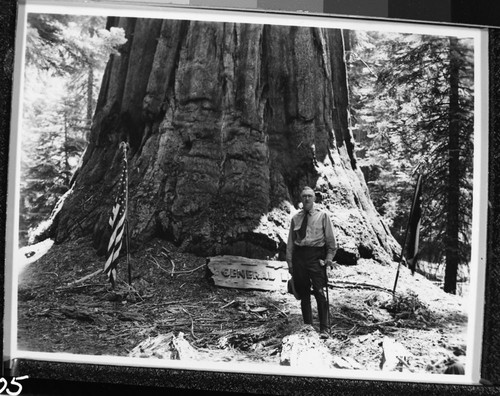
[298, 211, 309, 240]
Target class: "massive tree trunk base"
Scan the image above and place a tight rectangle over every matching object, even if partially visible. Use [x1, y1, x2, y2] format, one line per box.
[49, 18, 400, 266]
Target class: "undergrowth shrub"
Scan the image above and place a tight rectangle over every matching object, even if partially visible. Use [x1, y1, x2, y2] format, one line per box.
[383, 290, 433, 322]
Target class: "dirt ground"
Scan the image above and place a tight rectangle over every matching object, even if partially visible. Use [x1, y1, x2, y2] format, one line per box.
[16, 237, 468, 375]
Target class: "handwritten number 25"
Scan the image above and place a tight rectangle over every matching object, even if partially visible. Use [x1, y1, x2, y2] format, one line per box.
[0, 376, 28, 395]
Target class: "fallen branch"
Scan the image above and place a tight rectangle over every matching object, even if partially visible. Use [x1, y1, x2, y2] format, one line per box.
[118, 280, 145, 302]
[220, 300, 236, 309]
[149, 256, 173, 277]
[152, 251, 203, 277]
[397, 355, 415, 372]
[181, 306, 199, 340]
[331, 312, 398, 332]
[360, 319, 398, 328]
[161, 248, 175, 277]
[175, 264, 205, 276]
[56, 283, 104, 292]
[59, 268, 103, 289]
[157, 299, 191, 306]
[346, 325, 359, 335]
[328, 280, 393, 294]
[333, 312, 358, 324]
[270, 304, 289, 318]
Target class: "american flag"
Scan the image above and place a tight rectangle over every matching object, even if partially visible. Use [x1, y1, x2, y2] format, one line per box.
[104, 143, 128, 286]
[393, 174, 423, 294]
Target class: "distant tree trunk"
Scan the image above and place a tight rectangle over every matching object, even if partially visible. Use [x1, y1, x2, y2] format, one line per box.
[86, 63, 94, 140]
[444, 37, 461, 294]
[46, 18, 400, 264]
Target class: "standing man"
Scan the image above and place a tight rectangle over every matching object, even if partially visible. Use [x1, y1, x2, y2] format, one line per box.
[286, 186, 338, 336]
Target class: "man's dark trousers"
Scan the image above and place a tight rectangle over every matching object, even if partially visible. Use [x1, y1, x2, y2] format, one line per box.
[292, 245, 329, 333]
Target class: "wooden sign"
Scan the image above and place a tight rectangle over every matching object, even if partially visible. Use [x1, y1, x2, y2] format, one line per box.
[207, 255, 290, 291]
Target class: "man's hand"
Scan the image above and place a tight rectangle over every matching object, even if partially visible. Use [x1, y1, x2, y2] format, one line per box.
[325, 259, 340, 269]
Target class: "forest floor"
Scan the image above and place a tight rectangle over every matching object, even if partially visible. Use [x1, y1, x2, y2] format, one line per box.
[17, 237, 468, 377]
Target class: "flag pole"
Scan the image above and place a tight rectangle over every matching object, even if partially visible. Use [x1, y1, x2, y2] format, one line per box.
[126, 219, 131, 285]
[392, 223, 410, 295]
[124, 142, 131, 286]
[393, 174, 422, 295]
[324, 264, 330, 333]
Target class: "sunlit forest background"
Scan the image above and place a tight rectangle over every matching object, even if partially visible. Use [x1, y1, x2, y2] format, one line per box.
[19, 15, 475, 295]
[20, 14, 126, 243]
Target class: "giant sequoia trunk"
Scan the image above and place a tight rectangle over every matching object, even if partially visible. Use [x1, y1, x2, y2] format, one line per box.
[49, 17, 399, 264]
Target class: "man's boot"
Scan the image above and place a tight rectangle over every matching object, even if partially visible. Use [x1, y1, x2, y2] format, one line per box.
[318, 299, 329, 337]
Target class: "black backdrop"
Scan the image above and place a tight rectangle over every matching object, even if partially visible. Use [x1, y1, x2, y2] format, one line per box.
[2, 1, 500, 395]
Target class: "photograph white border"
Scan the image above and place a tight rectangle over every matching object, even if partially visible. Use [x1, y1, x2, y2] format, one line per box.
[4, 0, 489, 386]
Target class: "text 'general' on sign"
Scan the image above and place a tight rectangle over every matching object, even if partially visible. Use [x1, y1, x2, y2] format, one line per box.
[206, 255, 290, 292]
